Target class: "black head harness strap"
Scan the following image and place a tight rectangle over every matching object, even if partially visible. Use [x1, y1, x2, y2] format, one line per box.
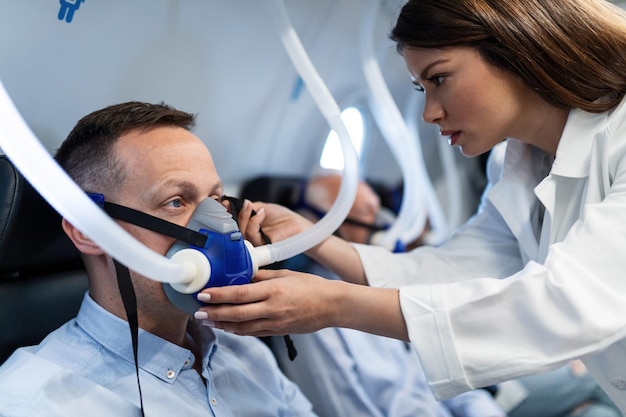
[102, 202, 208, 247]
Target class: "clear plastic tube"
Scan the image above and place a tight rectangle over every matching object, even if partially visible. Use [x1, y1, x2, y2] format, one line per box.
[258, 0, 359, 264]
[359, 0, 431, 249]
[0, 80, 194, 284]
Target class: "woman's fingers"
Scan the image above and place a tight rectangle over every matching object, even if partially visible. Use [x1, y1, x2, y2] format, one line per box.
[195, 271, 332, 336]
[232, 199, 263, 246]
[198, 278, 269, 305]
[253, 268, 289, 281]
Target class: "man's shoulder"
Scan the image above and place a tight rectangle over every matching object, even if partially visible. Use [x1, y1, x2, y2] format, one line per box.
[0, 348, 140, 417]
[0, 348, 68, 411]
[1, 346, 46, 374]
[0, 320, 99, 376]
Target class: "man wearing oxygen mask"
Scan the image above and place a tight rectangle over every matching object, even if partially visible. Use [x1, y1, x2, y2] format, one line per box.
[0, 101, 316, 417]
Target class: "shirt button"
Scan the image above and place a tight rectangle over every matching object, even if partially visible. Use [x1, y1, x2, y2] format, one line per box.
[183, 359, 191, 367]
[166, 369, 176, 379]
[210, 397, 218, 406]
[611, 379, 626, 390]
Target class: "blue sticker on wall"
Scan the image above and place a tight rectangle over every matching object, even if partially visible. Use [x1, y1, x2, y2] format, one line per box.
[290, 76, 305, 102]
[58, 0, 85, 23]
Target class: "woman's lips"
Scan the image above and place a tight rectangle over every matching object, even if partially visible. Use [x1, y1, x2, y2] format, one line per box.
[440, 130, 461, 146]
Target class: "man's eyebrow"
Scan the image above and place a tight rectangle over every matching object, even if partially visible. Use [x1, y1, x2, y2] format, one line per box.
[160, 179, 223, 196]
[419, 58, 450, 81]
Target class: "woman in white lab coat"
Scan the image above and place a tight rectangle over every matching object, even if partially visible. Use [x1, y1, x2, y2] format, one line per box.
[196, 0, 626, 413]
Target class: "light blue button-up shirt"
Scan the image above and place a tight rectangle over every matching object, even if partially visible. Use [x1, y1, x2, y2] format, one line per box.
[270, 257, 504, 417]
[0, 292, 315, 417]
[272, 328, 504, 417]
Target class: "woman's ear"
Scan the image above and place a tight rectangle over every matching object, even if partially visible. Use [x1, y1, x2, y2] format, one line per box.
[61, 218, 106, 255]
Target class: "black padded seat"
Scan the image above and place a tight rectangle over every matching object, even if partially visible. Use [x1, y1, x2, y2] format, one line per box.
[0, 155, 88, 363]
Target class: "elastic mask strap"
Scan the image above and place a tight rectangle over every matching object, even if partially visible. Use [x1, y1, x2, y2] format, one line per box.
[89, 195, 149, 414]
[102, 202, 208, 247]
[221, 195, 297, 361]
[221, 195, 272, 245]
[113, 259, 145, 417]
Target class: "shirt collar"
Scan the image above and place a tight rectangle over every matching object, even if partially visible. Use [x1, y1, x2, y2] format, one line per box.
[75, 293, 219, 383]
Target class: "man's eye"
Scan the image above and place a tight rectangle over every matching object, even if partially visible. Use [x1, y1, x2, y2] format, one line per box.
[166, 199, 183, 208]
[413, 82, 425, 93]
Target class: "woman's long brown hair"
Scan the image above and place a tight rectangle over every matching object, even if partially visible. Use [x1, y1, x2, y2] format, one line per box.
[390, 0, 626, 112]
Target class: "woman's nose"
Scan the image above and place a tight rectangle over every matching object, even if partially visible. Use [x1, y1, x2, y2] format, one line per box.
[422, 95, 444, 124]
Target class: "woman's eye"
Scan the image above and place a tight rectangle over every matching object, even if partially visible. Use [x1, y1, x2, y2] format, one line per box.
[429, 74, 446, 87]
[412, 74, 444, 92]
[412, 82, 425, 93]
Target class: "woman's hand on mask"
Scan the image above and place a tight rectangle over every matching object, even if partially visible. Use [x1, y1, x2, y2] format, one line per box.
[196, 269, 336, 336]
[194, 268, 408, 341]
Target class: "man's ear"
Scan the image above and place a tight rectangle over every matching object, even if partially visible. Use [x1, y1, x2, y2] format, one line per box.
[61, 218, 106, 255]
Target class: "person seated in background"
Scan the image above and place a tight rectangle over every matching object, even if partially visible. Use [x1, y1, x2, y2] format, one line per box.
[268, 171, 622, 417]
[266, 172, 506, 417]
[0, 102, 316, 417]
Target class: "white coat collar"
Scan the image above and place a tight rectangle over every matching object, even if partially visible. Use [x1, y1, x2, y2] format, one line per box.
[550, 107, 607, 178]
[484, 106, 605, 261]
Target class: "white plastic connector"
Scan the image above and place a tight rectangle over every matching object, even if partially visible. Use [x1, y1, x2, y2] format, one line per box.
[246, 240, 274, 274]
[169, 249, 212, 294]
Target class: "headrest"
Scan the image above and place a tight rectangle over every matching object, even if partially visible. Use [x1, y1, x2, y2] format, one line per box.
[0, 155, 82, 277]
[239, 174, 401, 214]
[239, 175, 307, 209]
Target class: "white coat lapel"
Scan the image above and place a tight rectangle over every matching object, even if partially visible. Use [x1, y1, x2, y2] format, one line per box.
[486, 140, 542, 262]
[534, 107, 605, 262]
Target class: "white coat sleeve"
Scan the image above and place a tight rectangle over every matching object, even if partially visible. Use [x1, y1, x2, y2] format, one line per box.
[393, 116, 626, 399]
[354, 142, 524, 288]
